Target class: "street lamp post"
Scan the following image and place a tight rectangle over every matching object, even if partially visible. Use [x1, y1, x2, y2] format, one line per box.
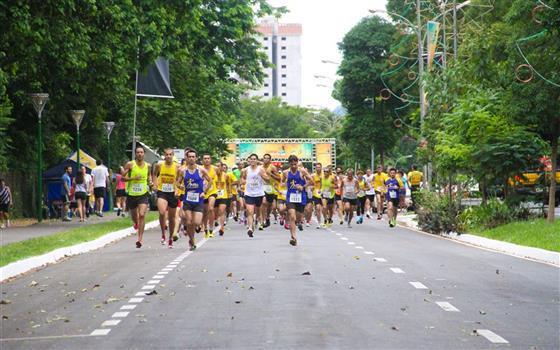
[70, 110, 86, 169]
[30, 93, 49, 222]
[102, 121, 115, 213]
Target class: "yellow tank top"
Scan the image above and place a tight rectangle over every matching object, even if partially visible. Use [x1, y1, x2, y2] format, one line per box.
[215, 172, 228, 199]
[176, 166, 186, 195]
[227, 172, 238, 196]
[277, 174, 287, 201]
[263, 164, 277, 194]
[408, 171, 423, 186]
[128, 161, 149, 196]
[157, 162, 177, 192]
[312, 173, 322, 198]
[205, 166, 218, 196]
[321, 174, 335, 199]
[373, 172, 388, 189]
[358, 179, 366, 197]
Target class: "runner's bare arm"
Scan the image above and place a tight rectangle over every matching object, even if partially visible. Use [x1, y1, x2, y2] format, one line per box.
[270, 166, 282, 182]
[121, 161, 135, 181]
[152, 162, 161, 190]
[259, 167, 270, 181]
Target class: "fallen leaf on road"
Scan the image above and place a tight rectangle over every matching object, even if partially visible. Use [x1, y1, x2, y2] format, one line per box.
[400, 307, 407, 312]
[353, 256, 360, 260]
[275, 269, 280, 272]
[65, 291, 76, 297]
[249, 286, 255, 290]
[146, 290, 158, 296]
[423, 298, 431, 303]
[301, 271, 311, 276]
[159, 284, 166, 288]
[120, 284, 125, 289]
[92, 284, 100, 289]
[139, 318, 147, 323]
[2, 315, 8, 320]
[81, 288, 87, 293]
[0, 300, 11, 305]
[104, 297, 120, 304]
[169, 292, 176, 296]
[40, 309, 46, 313]
[231, 316, 234, 320]
[391, 326, 399, 331]
[428, 290, 433, 295]
[32, 324, 41, 328]
[495, 269, 500, 275]
[479, 310, 486, 315]
[93, 304, 102, 309]
[334, 281, 339, 284]
[201, 269, 208, 273]
[226, 272, 233, 277]
[372, 277, 376, 279]
[234, 301, 242, 304]
[349, 286, 355, 290]
[28, 281, 38, 287]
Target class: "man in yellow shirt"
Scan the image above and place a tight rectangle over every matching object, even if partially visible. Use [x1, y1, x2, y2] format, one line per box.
[407, 165, 423, 210]
[373, 165, 388, 220]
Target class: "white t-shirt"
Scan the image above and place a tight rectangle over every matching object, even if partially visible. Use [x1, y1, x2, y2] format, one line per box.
[84, 173, 93, 193]
[245, 166, 265, 197]
[92, 165, 109, 188]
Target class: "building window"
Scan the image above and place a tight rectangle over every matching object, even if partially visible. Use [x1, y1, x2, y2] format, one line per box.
[264, 83, 269, 87]
[281, 65, 287, 69]
[265, 47, 269, 50]
[282, 83, 286, 87]
[281, 37, 286, 41]
[281, 74, 287, 78]
[281, 92, 287, 96]
[264, 93, 269, 96]
[281, 46, 286, 50]
[281, 55, 287, 59]
[264, 37, 269, 41]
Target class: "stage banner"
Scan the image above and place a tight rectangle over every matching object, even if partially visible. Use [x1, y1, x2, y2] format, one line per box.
[315, 143, 333, 167]
[223, 143, 237, 168]
[237, 143, 313, 162]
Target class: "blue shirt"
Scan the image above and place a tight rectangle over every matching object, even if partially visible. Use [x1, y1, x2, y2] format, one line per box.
[184, 168, 204, 205]
[286, 170, 307, 205]
[385, 178, 400, 200]
[61, 173, 72, 194]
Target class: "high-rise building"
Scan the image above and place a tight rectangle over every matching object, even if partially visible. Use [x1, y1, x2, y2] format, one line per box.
[248, 18, 302, 106]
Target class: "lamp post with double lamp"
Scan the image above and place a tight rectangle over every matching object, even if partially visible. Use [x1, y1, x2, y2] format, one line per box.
[29, 93, 49, 222]
[102, 121, 116, 213]
[70, 110, 86, 169]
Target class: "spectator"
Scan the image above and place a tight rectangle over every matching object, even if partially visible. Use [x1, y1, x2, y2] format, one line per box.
[73, 170, 88, 222]
[92, 159, 109, 217]
[0, 178, 13, 228]
[115, 167, 127, 217]
[82, 165, 93, 218]
[61, 165, 73, 221]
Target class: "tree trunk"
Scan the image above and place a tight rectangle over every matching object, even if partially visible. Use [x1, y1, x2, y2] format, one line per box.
[547, 136, 558, 223]
[503, 176, 509, 200]
[481, 177, 487, 205]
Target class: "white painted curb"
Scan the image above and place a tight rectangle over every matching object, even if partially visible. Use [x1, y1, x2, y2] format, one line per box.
[0, 220, 159, 282]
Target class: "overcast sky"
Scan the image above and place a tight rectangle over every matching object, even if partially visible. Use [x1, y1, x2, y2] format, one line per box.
[266, 0, 388, 110]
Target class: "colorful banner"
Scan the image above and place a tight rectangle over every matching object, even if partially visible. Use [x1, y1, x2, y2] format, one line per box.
[426, 21, 440, 70]
[315, 143, 333, 167]
[223, 143, 237, 168]
[237, 143, 313, 162]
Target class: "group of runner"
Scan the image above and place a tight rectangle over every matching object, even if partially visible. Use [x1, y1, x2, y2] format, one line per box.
[120, 146, 423, 249]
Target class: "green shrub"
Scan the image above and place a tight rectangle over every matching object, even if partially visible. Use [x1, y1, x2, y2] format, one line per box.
[415, 190, 462, 234]
[458, 198, 539, 231]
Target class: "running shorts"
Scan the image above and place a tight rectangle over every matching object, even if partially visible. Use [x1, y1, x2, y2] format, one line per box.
[116, 189, 127, 198]
[387, 198, 399, 207]
[183, 202, 204, 213]
[366, 194, 375, 203]
[312, 197, 322, 206]
[127, 193, 150, 210]
[74, 191, 87, 201]
[342, 198, 358, 206]
[0, 203, 9, 213]
[244, 195, 264, 207]
[265, 193, 277, 203]
[93, 187, 106, 199]
[286, 203, 305, 213]
[203, 194, 217, 204]
[157, 191, 178, 209]
[334, 194, 342, 201]
[322, 197, 335, 205]
[215, 198, 231, 207]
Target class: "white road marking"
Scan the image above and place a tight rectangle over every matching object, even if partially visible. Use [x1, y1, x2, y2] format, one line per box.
[436, 301, 460, 312]
[147, 280, 160, 284]
[347, 242, 356, 245]
[374, 258, 387, 262]
[141, 285, 155, 290]
[90, 329, 111, 336]
[336, 233, 342, 236]
[135, 292, 147, 296]
[128, 298, 144, 303]
[152, 275, 164, 279]
[364, 251, 374, 255]
[120, 304, 137, 310]
[101, 320, 121, 327]
[355, 246, 364, 249]
[111, 312, 130, 318]
[475, 329, 509, 344]
[409, 282, 428, 289]
[162, 268, 173, 271]
[341, 237, 348, 241]
[158, 271, 169, 275]
[390, 268, 405, 274]
[165, 265, 176, 269]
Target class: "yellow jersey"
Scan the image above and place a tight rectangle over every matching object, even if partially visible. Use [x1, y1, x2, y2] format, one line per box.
[227, 172, 238, 196]
[215, 172, 229, 199]
[277, 173, 287, 201]
[204, 165, 218, 197]
[157, 162, 177, 193]
[408, 170, 423, 186]
[128, 161, 149, 196]
[262, 163, 277, 195]
[312, 172, 323, 198]
[373, 172, 388, 191]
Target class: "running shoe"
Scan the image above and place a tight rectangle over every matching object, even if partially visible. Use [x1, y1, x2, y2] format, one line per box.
[264, 219, 270, 228]
[117, 208, 121, 217]
[279, 218, 285, 226]
[347, 223, 352, 228]
[161, 236, 166, 245]
[289, 238, 297, 246]
[247, 229, 254, 238]
[316, 225, 321, 229]
[134, 223, 138, 230]
[366, 213, 371, 219]
[298, 223, 303, 231]
[195, 226, 201, 233]
[284, 223, 290, 230]
[233, 215, 238, 222]
[306, 222, 310, 227]
[136, 241, 142, 248]
[377, 215, 382, 220]
[189, 244, 197, 251]
[219, 228, 225, 236]
[208, 230, 214, 238]
[214, 221, 219, 227]
[321, 223, 327, 228]
[258, 224, 264, 231]
[168, 239, 173, 248]
[339, 220, 343, 225]
[172, 234, 179, 242]
[204, 230, 210, 239]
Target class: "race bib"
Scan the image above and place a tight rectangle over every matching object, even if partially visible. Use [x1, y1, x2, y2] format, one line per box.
[358, 190, 365, 197]
[248, 181, 259, 190]
[389, 190, 397, 199]
[289, 192, 302, 203]
[322, 190, 331, 198]
[131, 183, 145, 193]
[263, 185, 273, 193]
[365, 188, 375, 195]
[217, 189, 225, 197]
[161, 183, 174, 192]
[186, 191, 199, 202]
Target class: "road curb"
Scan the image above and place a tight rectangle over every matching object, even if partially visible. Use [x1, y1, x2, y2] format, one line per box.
[0, 220, 159, 282]
[397, 217, 559, 267]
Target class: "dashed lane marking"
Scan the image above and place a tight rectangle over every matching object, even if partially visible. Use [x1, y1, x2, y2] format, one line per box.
[374, 258, 387, 262]
[475, 330, 509, 344]
[409, 281, 428, 289]
[390, 268, 405, 274]
[101, 320, 121, 327]
[111, 312, 130, 318]
[120, 305, 137, 310]
[128, 298, 144, 303]
[364, 251, 374, 255]
[436, 301, 460, 312]
[355, 246, 364, 249]
[90, 329, 111, 336]
[141, 285, 155, 290]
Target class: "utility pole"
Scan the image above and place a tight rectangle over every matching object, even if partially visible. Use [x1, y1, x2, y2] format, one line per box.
[453, 0, 458, 58]
[416, 0, 429, 188]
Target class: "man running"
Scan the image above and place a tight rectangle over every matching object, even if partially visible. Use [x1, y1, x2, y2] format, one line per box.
[214, 161, 231, 236]
[235, 161, 246, 224]
[241, 154, 270, 237]
[373, 165, 388, 220]
[356, 170, 367, 224]
[152, 148, 181, 248]
[225, 163, 239, 224]
[261, 154, 281, 229]
[115, 167, 127, 217]
[407, 165, 423, 211]
[276, 166, 288, 229]
[0, 178, 13, 228]
[334, 167, 344, 225]
[283, 155, 312, 246]
[364, 168, 375, 218]
[201, 154, 218, 238]
[385, 168, 401, 227]
[92, 159, 109, 217]
[321, 166, 337, 227]
[178, 149, 212, 250]
[311, 162, 324, 229]
[122, 146, 152, 248]
[341, 169, 359, 228]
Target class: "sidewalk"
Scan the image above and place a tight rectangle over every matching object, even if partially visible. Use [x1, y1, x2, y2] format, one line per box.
[397, 213, 559, 266]
[0, 214, 125, 247]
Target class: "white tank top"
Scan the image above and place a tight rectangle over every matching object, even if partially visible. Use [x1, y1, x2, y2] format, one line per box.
[245, 166, 264, 197]
[364, 174, 375, 195]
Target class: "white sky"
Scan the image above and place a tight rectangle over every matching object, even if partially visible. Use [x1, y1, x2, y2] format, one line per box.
[267, 0, 388, 110]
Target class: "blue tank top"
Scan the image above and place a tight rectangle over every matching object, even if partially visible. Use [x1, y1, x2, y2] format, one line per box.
[286, 170, 307, 205]
[184, 168, 204, 204]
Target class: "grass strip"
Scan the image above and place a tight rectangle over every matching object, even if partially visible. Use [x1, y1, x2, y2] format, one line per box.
[470, 219, 560, 252]
[0, 212, 158, 267]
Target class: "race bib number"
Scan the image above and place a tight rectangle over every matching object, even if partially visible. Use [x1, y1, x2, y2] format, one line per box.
[161, 183, 174, 192]
[263, 185, 273, 193]
[217, 189, 225, 197]
[389, 190, 397, 199]
[132, 183, 145, 193]
[248, 181, 259, 190]
[186, 191, 199, 202]
[322, 190, 331, 198]
[289, 192, 302, 203]
[365, 188, 375, 195]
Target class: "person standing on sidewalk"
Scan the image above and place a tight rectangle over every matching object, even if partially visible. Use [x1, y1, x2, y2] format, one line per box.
[122, 146, 152, 248]
[82, 165, 93, 218]
[92, 159, 110, 217]
[114, 168, 127, 217]
[61, 165, 73, 221]
[0, 178, 13, 228]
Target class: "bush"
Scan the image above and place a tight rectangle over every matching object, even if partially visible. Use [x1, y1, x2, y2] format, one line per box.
[415, 190, 462, 234]
[458, 198, 538, 231]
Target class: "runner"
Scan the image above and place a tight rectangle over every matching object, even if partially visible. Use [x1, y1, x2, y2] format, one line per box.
[301, 162, 314, 227]
[241, 154, 270, 237]
[235, 161, 246, 224]
[225, 163, 239, 224]
[0, 178, 13, 229]
[385, 168, 401, 227]
[152, 148, 181, 248]
[114, 168, 127, 217]
[373, 165, 388, 220]
[283, 155, 312, 246]
[92, 159, 109, 217]
[364, 168, 376, 218]
[201, 154, 219, 238]
[341, 168, 359, 228]
[173, 157, 188, 240]
[177, 149, 212, 250]
[334, 166, 344, 225]
[356, 170, 367, 224]
[407, 165, 423, 211]
[214, 161, 231, 236]
[122, 145, 152, 248]
[311, 163, 324, 229]
[321, 166, 337, 227]
[261, 154, 281, 229]
[276, 166, 288, 229]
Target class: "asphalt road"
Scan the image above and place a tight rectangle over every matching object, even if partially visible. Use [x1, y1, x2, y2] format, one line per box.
[1, 214, 558, 349]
